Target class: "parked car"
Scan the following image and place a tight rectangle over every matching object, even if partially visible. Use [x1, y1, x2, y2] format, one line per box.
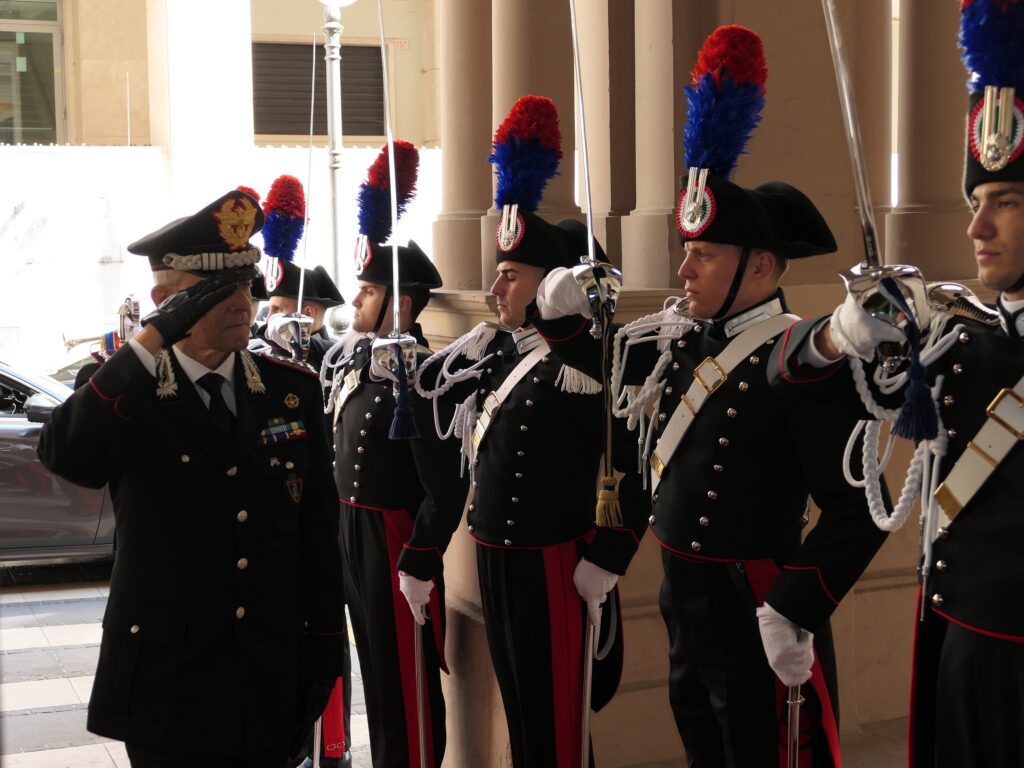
[0, 360, 114, 562]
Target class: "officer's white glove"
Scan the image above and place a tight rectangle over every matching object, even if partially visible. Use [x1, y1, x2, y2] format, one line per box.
[756, 602, 814, 687]
[829, 292, 905, 362]
[398, 571, 433, 626]
[573, 559, 618, 627]
[537, 266, 593, 320]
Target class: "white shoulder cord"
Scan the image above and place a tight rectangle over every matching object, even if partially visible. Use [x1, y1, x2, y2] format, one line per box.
[608, 298, 696, 488]
[321, 331, 364, 415]
[844, 313, 963, 532]
[411, 324, 500, 469]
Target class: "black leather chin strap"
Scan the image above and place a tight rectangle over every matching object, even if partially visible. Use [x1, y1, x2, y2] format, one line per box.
[711, 246, 752, 320]
[372, 285, 393, 335]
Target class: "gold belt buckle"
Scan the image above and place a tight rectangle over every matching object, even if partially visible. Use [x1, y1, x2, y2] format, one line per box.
[986, 387, 1024, 440]
[650, 451, 665, 478]
[694, 356, 727, 394]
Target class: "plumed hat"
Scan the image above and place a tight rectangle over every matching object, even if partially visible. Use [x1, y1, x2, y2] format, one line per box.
[960, 0, 1024, 196]
[490, 95, 585, 274]
[676, 26, 835, 260]
[354, 141, 441, 290]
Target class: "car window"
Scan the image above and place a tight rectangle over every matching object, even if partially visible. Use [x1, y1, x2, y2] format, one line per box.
[0, 377, 31, 416]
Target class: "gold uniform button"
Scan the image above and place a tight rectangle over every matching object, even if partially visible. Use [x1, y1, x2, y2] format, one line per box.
[237, 510, 248, 522]
[130, 624, 141, 634]
[235, 606, 246, 619]
[285, 461, 295, 470]
[237, 558, 249, 570]
[181, 454, 190, 463]
[226, 466, 238, 477]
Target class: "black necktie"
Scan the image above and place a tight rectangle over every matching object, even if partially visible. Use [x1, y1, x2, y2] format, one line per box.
[197, 373, 235, 439]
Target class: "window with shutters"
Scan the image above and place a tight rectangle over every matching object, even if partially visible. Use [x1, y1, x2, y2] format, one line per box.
[252, 42, 384, 140]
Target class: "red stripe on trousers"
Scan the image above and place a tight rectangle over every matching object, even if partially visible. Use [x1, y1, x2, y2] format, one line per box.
[543, 540, 585, 768]
[382, 508, 437, 768]
[323, 676, 346, 756]
[744, 558, 842, 768]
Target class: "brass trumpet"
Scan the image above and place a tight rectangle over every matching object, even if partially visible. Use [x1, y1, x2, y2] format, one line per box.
[63, 296, 141, 355]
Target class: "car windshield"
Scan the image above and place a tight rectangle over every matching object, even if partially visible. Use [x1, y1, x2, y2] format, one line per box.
[0, 361, 73, 403]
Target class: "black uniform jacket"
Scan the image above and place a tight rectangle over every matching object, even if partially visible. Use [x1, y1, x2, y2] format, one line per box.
[537, 293, 888, 633]
[331, 324, 469, 581]
[419, 325, 647, 576]
[775, 309, 1024, 639]
[37, 344, 347, 754]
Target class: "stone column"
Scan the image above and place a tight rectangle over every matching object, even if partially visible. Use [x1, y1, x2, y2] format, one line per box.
[886, 0, 971, 278]
[481, 0, 576, 285]
[145, 0, 255, 206]
[620, 0, 682, 288]
[431, 0, 492, 290]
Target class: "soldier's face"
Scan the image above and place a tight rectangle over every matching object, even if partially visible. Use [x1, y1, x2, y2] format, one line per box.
[678, 241, 776, 319]
[490, 261, 545, 329]
[968, 182, 1024, 299]
[176, 273, 254, 353]
[351, 281, 393, 335]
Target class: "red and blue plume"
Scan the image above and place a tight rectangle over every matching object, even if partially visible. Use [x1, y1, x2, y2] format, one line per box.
[960, 0, 1024, 91]
[357, 140, 419, 244]
[683, 25, 767, 180]
[236, 185, 261, 204]
[261, 175, 305, 262]
[489, 95, 563, 211]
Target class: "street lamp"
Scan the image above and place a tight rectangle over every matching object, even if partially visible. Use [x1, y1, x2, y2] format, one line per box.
[319, 0, 358, 285]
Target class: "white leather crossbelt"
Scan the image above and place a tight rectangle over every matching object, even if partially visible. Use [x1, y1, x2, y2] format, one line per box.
[933, 374, 1024, 518]
[650, 313, 798, 495]
[471, 341, 550, 456]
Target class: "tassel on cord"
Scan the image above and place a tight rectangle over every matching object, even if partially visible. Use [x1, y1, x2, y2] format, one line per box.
[878, 277, 938, 442]
[388, 343, 420, 440]
[594, 302, 623, 528]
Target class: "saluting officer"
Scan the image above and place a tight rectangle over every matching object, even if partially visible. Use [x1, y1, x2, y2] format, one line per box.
[535, 27, 888, 767]
[37, 190, 347, 768]
[321, 141, 468, 768]
[779, 3, 1024, 764]
[414, 95, 648, 768]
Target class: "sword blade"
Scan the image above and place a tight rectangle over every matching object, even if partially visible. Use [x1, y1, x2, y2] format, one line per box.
[414, 620, 428, 768]
[821, 0, 882, 268]
[579, 614, 597, 768]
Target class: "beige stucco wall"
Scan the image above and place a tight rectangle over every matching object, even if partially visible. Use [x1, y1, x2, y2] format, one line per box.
[62, 0, 150, 145]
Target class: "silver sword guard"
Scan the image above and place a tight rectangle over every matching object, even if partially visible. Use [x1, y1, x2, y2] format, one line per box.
[371, 333, 419, 393]
[572, 259, 623, 339]
[840, 262, 931, 372]
[268, 312, 315, 363]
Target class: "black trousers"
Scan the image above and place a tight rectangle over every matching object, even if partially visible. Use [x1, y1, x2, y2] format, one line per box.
[659, 550, 837, 768]
[476, 539, 595, 768]
[126, 743, 287, 767]
[929, 621, 1024, 767]
[340, 502, 446, 768]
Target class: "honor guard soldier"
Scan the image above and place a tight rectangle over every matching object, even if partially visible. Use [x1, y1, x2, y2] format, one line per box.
[321, 141, 468, 768]
[414, 96, 647, 768]
[253, 175, 347, 374]
[37, 189, 347, 768]
[780, 3, 1024, 764]
[535, 28, 889, 767]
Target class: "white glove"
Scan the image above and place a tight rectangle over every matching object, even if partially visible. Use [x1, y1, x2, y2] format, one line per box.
[536, 266, 593, 320]
[573, 559, 618, 627]
[829, 293, 905, 362]
[756, 602, 814, 687]
[398, 571, 433, 626]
